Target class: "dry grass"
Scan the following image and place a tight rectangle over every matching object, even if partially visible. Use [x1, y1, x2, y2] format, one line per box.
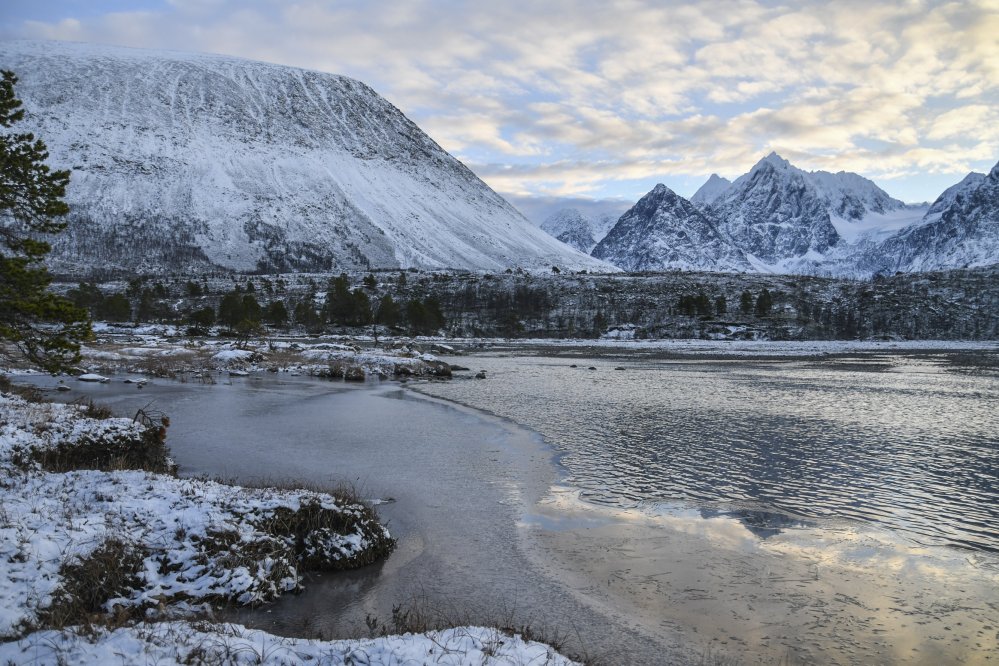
[32, 410, 175, 475]
[37, 539, 146, 631]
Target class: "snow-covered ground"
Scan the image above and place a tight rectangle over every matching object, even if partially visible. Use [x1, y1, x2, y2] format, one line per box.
[0, 388, 576, 664]
[59, 327, 455, 380]
[487, 337, 999, 355]
[0, 393, 393, 637]
[0, 621, 578, 665]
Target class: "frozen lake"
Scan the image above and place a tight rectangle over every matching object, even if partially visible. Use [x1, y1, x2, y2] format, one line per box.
[24, 346, 999, 664]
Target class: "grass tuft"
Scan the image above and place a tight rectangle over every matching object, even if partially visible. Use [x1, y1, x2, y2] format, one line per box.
[37, 539, 146, 631]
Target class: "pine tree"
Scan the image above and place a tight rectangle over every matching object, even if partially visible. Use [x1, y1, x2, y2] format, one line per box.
[0, 70, 90, 372]
[755, 288, 773, 317]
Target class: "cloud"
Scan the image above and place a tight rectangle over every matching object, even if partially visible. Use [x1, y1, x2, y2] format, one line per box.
[4, 0, 997, 201]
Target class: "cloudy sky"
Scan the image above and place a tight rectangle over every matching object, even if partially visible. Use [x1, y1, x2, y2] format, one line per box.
[3, 0, 997, 211]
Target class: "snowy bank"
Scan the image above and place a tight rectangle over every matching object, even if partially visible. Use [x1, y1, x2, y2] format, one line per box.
[0, 620, 579, 665]
[0, 393, 393, 637]
[69, 333, 454, 380]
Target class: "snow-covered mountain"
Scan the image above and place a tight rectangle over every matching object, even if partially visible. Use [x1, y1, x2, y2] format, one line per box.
[540, 209, 597, 253]
[599, 153, 997, 276]
[0, 40, 611, 275]
[924, 172, 987, 223]
[592, 184, 750, 272]
[710, 153, 841, 268]
[876, 161, 999, 273]
[689, 174, 731, 207]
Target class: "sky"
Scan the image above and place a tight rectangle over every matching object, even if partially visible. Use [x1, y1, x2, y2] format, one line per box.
[2, 0, 997, 213]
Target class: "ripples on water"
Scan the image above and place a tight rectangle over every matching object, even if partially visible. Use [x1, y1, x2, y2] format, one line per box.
[423, 353, 999, 553]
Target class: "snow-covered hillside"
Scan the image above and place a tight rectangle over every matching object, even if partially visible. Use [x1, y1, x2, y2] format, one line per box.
[689, 174, 731, 207]
[540, 208, 597, 253]
[592, 184, 750, 271]
[878, 161, 999, 273]
[0, 40, 611, 276]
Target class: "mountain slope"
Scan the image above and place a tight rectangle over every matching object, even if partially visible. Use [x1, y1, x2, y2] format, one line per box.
[592, 185, 750, 272]
[807, 169, 906, 221]
[877, 161, 999, 272]
[0, 40, 610, 276]
[540, 209, 597, 253]
[710, 153, 841, 267]
[690, 174, 731, 207]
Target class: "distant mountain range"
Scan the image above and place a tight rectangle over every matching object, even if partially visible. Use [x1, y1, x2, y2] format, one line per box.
[539, 208, 618, 253]
[0, 40, 610, 276]
[580, 152, 998, 276]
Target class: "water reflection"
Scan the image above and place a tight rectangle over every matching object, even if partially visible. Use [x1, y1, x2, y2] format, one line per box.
[420, 352, 999, 553]
[698, 509, 816, 540]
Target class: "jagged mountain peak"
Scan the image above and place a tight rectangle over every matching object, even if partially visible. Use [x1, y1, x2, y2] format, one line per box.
[1, 39, 611, 276]
[876, 159, 999, 273]
[592, 184, 749, 272]
[756, 151, 793, 171]
[926, 171, 987, 219]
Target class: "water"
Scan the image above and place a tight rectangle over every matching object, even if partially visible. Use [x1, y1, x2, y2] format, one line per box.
[418, 350, 999, 553]
[23, 372, 672, 663]
[21, 348, 999, 664]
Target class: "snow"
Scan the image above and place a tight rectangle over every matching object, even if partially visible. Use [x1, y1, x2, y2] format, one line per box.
[211, 349, 256, 363]
[76, 373, 109, 382]
[0, 393, 390, 637]
[0, 622, 579, 665]
[1, 39, 613, 275]
[689, 173, 732, 206]
[828, 206, 929, 243]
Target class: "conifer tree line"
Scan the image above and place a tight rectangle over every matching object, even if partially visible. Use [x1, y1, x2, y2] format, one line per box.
[65, 272, 447, 337]
[60, 265, 999, 342]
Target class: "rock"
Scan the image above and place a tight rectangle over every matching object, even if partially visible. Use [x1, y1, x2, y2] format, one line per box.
[588, 366, 597, 370]
[431, 343, 456, 354]
[56, 385, 71, 392]
[77, 373, 110, 383]
[615, 366, 626, 371]
[449, 364, 470, 371]
[475, 371, 487, 379]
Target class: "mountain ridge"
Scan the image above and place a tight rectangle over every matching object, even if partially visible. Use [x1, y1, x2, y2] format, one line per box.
[595, 153, 997, 276]
[1, 40, 612, 276]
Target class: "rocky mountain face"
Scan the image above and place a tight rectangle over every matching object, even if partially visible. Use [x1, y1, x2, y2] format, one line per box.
[878, 163, 999, 273]
[540, 209, 597, 253]
[924, 172, 987, 222]
[1, 40, 609, 277]
[709, 153, 841, 268]
[596, 153, 997, 276]
[591, 185, 750, 271]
